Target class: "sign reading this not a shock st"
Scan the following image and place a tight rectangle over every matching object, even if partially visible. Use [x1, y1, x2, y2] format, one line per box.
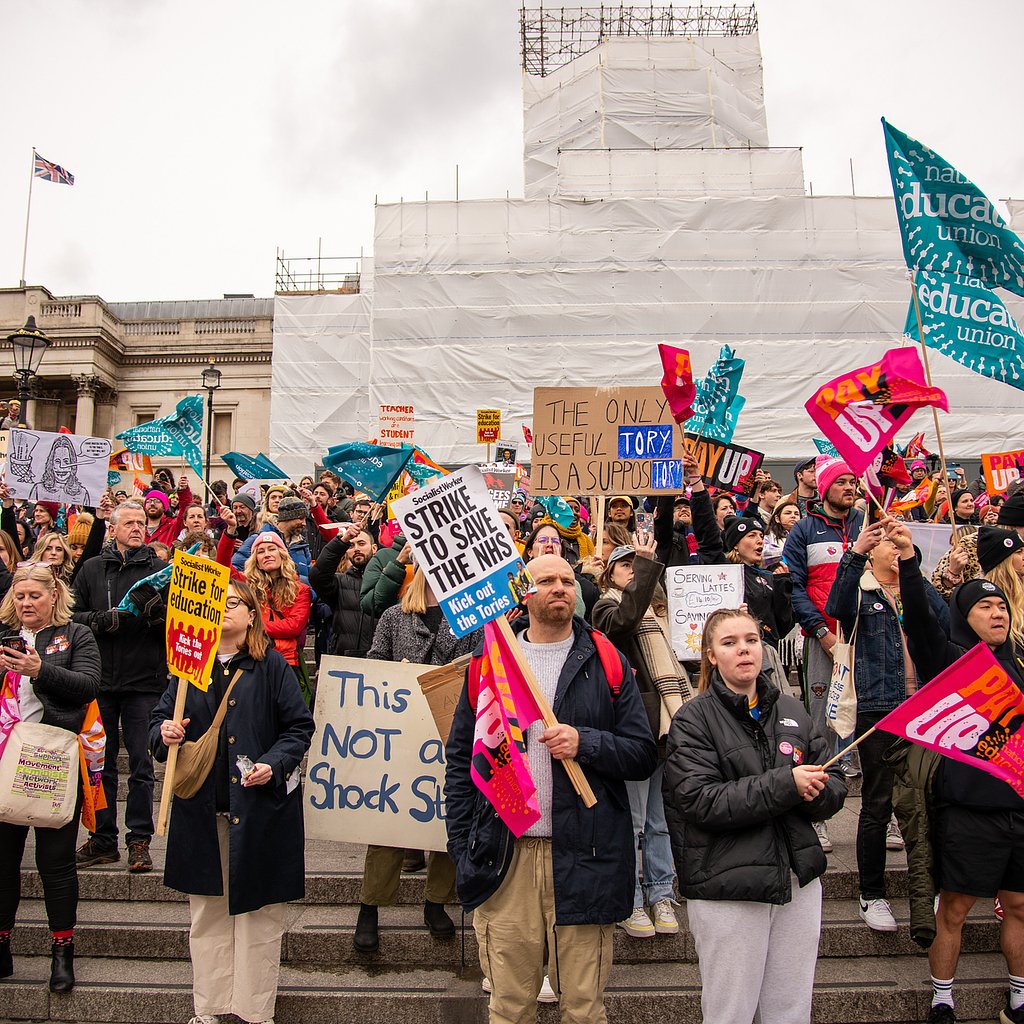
[165, 549, 231, 692]
[391, 467, 528, 638]
[531, 386, 687, 495]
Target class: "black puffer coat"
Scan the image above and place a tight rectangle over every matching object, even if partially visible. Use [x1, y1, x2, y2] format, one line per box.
[308, 536, 378, 657]
[19, 622, 101, 734]
[663, 671, 847, 904]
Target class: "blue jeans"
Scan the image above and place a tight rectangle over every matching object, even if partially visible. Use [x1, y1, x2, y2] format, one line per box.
[626, 762, 676, 908]
[93, 691, 160, 849]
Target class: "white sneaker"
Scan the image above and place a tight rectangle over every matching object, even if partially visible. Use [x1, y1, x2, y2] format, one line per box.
[651, 898, 679, 935]
[537, 976, 557, 1003]
[616, 907, 655, 937]
[482, 977, 492, 993]
[814, 821, 833, 853]
[188, 1017, 220, 1024]
[859, 897, 897, 932]
[886, 817, 905, 851]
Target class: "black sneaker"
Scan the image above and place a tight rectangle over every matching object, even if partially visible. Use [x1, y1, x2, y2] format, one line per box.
[1001, 993, 1024, 1024]
[76, 838, 119, 867]
[127, 840, 152, 874]
[927, 1003, 956, 1023]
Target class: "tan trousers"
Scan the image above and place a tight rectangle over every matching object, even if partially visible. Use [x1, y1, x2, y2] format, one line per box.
[360, 844, 456, 905]
[474, 837, 614, 1024]
[188, 816, 287, 1023]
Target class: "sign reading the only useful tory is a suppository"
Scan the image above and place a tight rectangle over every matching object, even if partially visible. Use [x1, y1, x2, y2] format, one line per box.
[391, 466, 531, 638]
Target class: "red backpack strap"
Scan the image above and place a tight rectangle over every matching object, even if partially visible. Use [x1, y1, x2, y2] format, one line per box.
[590, 629, 624, 698]
[467, 653, 482, 710]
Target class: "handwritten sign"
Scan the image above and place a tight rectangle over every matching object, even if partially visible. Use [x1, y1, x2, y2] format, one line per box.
[477, 409, 501, 444]
[391, 467, 530, 638]
[689, 434, 765, 497]
[6, 429, 112, 507]
[982, 449, 1024, 496]
[530, 386, 685, 495]
[379, 404, 415, 443]
[667, 564, 745, 660]
[304, 657, 448, 851]
[165, 550, 231, 692]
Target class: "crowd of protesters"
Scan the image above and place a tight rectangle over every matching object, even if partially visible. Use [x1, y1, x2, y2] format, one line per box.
[0, 449, 1021, 1024]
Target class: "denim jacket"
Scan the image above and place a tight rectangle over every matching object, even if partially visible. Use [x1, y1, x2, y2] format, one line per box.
[824, 550, 949, 713]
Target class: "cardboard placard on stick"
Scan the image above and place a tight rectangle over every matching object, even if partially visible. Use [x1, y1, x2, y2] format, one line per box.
[417, 655, 471, 745]
[530, 386, 686, 496]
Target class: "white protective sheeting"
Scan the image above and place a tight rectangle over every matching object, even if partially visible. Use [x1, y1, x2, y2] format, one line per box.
[524, 34, 769, 198]
[269, 285, 373, 478]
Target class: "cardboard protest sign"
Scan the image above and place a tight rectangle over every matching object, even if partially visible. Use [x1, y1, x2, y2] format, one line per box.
[391, 467, 531, 638]
[688, 434, 764, 496]
[982, 449, 1024, 495]
[878, 642, 1024, 799]
[418, 656, 471, 745]
[531, 386, 686, 495]
[379, 403, 415, 443]
[667, 564, 745, 660]
[6, 429, 111, 506]
[305, 657, 448, 851]
[477, 409, 501, 443]
[165, 550, 231, 692]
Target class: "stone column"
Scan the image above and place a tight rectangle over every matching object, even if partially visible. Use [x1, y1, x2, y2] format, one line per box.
[73, 374, 99, 435]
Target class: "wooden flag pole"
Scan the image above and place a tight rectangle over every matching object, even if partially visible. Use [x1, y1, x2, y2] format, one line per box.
[593, 496, 606, 560]
[859, 477, 888, 518]
[494, 614, 597, 808]
[821, 727, 877, 771]
[155, 676, 189, 836]
[909, 271, 959, 546]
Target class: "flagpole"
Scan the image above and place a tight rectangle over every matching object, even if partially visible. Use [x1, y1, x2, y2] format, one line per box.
[909, 271, 959, 545]
[821, 727, 877, 770]
[20, 149, 36, 287]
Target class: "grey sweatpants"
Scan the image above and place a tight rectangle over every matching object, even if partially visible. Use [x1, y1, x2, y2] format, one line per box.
[687, 874, 822, 1024]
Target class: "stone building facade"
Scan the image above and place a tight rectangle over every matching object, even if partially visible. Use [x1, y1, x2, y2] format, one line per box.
[0, 286, 273, 485]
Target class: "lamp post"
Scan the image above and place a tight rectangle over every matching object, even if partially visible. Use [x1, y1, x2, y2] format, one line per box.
[5, 316, 50, 426]
[200, 362, 222, 486]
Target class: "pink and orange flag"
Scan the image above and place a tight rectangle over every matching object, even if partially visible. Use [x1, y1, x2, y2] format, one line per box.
[658, 344, 696, 424]
[470, 619, 544, 836]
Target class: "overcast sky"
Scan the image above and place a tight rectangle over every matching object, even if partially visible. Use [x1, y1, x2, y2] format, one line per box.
[3, 0, 1022, 303]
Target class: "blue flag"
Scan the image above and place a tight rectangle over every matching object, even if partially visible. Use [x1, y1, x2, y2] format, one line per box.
[813, 437, 841, 458]
[322, 442, 414, 503]
[883, 119, 1024, 296]
[534, 495, 575, 528]
[221, 451, 288, 481]
[690, 345, 746, 443]
[904, 271, 1024, 391]
[116, 395, 204, 479]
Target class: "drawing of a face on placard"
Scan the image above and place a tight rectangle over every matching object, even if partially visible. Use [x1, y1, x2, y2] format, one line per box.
[6, 429, 113, 508]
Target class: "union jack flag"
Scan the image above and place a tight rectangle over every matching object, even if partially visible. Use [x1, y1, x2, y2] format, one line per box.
[33, 152, 74, 186]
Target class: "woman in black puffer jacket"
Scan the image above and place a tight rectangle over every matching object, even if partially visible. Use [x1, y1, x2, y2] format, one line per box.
[0, 562, 101, 994]
[663, 607, 846, 1024]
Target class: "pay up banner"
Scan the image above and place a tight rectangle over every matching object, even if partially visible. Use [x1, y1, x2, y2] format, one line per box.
[165, 550, 231, 691]
[304, 656, 448, 851]
[667, 564, 745, 660]
[688, 434, 764, 496]
[531, 386, 686, 496]
[392, 466, 530, 638]
[982, 449, 1024, 496]
[6, 429, 112, 506]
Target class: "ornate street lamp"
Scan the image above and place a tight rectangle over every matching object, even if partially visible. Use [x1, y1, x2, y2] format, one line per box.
[5, 316, 49, 421]
[201, 362, 222, 485]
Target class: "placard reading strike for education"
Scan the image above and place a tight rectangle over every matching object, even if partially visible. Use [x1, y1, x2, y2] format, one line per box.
[165, 550, 231, 692]
[531, 386, 686, 495]
[304, 657, 448, 852]
[391, 467, 530, 638]
[667, 564, 745, 660]
[476, 409, 501, 443]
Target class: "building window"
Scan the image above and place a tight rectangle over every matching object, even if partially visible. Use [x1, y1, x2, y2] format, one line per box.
[133, 408, 159, 427]
[213, 411, 232, 453]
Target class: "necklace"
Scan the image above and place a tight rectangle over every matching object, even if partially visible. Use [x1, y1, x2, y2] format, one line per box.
[876, 578, 903, 621]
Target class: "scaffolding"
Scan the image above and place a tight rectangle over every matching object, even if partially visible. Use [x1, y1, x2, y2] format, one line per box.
[520, 4, 758, 76]
[274, 249, 362, 295]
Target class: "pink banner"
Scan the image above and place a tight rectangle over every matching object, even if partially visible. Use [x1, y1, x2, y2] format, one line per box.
[878, 643, 1024, 799]
[659, 344, 696, 424]
[805, 348, 948, 476]
[470, 620, 543, 837]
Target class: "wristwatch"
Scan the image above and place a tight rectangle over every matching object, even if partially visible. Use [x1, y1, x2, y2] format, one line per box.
[814, 625, 829, 639]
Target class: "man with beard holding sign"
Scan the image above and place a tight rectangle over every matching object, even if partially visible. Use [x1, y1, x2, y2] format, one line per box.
[445, 553, 657, 1023]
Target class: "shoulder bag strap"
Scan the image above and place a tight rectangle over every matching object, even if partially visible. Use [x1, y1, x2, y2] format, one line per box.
[209, 667, 244, 729]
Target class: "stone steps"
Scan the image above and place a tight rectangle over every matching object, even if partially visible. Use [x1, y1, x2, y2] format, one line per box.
[0, 953, 1010, 1023]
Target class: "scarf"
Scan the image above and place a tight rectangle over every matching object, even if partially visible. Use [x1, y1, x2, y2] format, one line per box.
[540, 516, 596, 559]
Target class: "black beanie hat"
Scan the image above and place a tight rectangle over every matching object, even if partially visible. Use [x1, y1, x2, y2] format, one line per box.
[998, 493, 1024, 527]
[722, 515, 763, 552]
[954, 577, 1009, 621]
[977, 526, 1024, 574]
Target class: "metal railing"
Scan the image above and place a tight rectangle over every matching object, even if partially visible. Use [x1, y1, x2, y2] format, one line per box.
[275, 252, 362, 294]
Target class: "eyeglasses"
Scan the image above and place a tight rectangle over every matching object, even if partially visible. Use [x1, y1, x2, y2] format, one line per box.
[225, 597, 246, 609]
[538, 538, 562, 547]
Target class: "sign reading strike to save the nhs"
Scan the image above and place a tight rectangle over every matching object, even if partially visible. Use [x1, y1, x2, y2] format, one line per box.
[391, 466, 532, 638]
[905, 271, 1024, 391]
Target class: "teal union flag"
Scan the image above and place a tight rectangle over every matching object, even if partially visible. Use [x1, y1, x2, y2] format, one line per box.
[116, 395, 204, 478]
[883, 118, 1024, 296]
[905, 271, 1024, 391]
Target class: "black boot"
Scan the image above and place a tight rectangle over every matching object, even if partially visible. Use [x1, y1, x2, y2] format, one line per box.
[352, 904, 379, 954]
[0, 936, 11, 979]
[49, 942, 74, 994]
[423, 900, 455, 939]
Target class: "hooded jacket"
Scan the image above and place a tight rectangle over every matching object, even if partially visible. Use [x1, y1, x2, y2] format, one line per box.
[308, 535, 379, 658]
[663, 671, 847, 904]
[899, 556, 1024, 811]
[782, 500, 864, 635]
